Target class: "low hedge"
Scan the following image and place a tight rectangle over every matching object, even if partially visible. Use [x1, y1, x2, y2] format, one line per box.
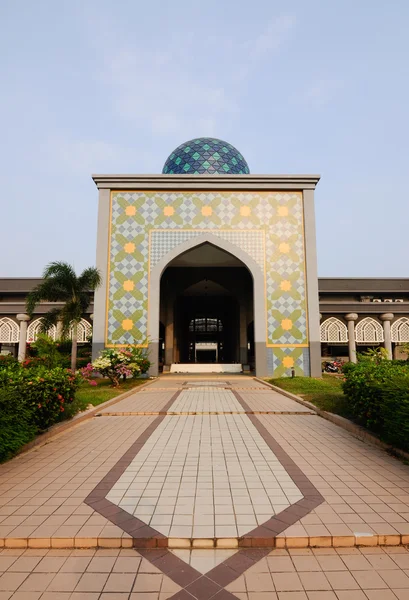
[0, 388, 37, 462]
[0, 360, 81, 461]
[342, 361, 409, 451]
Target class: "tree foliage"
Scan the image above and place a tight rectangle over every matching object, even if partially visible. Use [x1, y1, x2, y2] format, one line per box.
[26, 262, 101, 371]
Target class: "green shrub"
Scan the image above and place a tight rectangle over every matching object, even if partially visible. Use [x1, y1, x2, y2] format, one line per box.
[0, 354, 18, 370]
[0, 365, 81, 431]
[377, 376, 409, 451]
[30, 334, 65, 369]
[342, 360, 409, 449]
[0, 388, 37, 462]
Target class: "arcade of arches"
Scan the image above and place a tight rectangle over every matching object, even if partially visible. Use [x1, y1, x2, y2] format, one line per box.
[159, 243, 254, 369]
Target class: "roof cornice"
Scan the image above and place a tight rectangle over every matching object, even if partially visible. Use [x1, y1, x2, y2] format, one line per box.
[91, 174, 321, 191]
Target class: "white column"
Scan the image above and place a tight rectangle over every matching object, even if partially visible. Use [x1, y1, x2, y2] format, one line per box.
[16, 314, 30, 362]
[56, 320, 63, 339]
[345, 313, 358, 363]
[380, 313, 394, 359]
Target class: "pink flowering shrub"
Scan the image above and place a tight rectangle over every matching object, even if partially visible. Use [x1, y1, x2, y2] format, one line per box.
[81, 347, 151, 387]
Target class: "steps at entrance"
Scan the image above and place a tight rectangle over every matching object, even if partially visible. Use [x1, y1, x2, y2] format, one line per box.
[170, 363, 243, 373]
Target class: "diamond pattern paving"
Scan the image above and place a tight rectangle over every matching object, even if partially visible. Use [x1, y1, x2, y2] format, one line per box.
[105, 389, 304, 538]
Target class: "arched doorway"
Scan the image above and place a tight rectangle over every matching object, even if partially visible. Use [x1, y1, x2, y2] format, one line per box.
[149, 234, 267, 376]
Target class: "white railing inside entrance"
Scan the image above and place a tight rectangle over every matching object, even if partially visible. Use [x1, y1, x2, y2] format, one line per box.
[170, 363, 243, 373]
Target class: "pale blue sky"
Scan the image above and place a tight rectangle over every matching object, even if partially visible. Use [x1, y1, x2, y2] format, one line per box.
[1, 0, 408, 277]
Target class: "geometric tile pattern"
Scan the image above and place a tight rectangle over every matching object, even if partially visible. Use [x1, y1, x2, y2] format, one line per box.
[150, 230, 265, 271]
[162, 137, 250, 174]
[107, 190, 308, 374]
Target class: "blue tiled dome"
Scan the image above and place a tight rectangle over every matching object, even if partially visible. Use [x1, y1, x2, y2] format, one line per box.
[162, 137, 250, 174]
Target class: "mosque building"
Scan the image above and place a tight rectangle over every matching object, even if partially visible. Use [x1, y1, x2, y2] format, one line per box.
[91, 137, 321, 377]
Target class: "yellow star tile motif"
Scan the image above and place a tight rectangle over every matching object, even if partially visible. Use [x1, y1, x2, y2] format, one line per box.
[281, 318, 293, 331]
[124, 242, 135, 254]
[282, 356, 294, 368]
[125, 206, 136, 216]
[279, 242, 290, 254]
[164, 206, 174, 216]
[122, 319, 133, 331]
[240, 205, 251, 217]
[123, 280, 134, 292]
[278, 206, 288, 216]
[201, 206, 212, 217]
[280, 280, 292, 292]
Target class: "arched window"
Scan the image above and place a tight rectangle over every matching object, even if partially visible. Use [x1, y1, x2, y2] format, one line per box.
[320, 318, 348, 343]
[391, 317, 409, 343]
[74, 319, 92, 343]
[27, 318, 57, 342]
[0, 318, 19, 343]
[355, 317, 384, 343]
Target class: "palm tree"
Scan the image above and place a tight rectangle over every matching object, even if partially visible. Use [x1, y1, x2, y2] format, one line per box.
[26, 262, 102, 371]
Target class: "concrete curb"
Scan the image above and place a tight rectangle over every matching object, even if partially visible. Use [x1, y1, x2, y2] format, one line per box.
[1, 532, 408, 550]
[13, 378, 158, 458]
[254, 377, 409, 462]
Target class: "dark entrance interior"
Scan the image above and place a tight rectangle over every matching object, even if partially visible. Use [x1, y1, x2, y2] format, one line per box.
[159, 243, 254, 369]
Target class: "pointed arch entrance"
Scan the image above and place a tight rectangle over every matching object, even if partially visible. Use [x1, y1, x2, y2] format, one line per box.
[148, 234, 267, 376]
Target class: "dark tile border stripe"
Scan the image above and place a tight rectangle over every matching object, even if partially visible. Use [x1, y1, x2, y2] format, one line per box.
[85, 390, 181, 547]
[231, 390, 324, 547]
[85, 383, 324, 599]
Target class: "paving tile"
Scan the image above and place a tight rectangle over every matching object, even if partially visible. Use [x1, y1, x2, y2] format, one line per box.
[33, 556, 67, 572]
[292, 556, 321, 572]
[275, 592, 307, 599]
[60, 557, 93, 572]
[364, 591, 401, 599]
[339, 554, 372, 570]
[103, 573, 136, 592]
[40, 594, 72, 600]
[0, 574, 28, 593]
[268, 556, 296, 572]
[351, 570, 389, 590]
[298, 572, 331, 591]
[379, 569, 409, 588]
[46, 572, 83, 591]
[86, 556, 116, 572]
[8, 593, 42, 600]
[324, 571, 360, 590]
[17, 573, 55, 592]
[315, 556, 346, 571]
[7, 557, 42, 572]
[75, 573, 109, 592]
[305, 593, 337, 600]
[247, 594, 278, 599]
[245, 572, 275, 592]
[132, 573, 163, 591]
[112, 556, 142, 572]
[272, 572, 303, 592]
[69, 594, 100, 599]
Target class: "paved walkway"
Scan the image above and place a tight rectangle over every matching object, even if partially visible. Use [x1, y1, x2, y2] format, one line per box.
[1, 375, 409, 598]
[1, 546, 409, 598]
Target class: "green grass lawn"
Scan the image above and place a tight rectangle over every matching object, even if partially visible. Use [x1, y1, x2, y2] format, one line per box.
[73, 378, 148, 412]
[269, 374, 352, 418]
